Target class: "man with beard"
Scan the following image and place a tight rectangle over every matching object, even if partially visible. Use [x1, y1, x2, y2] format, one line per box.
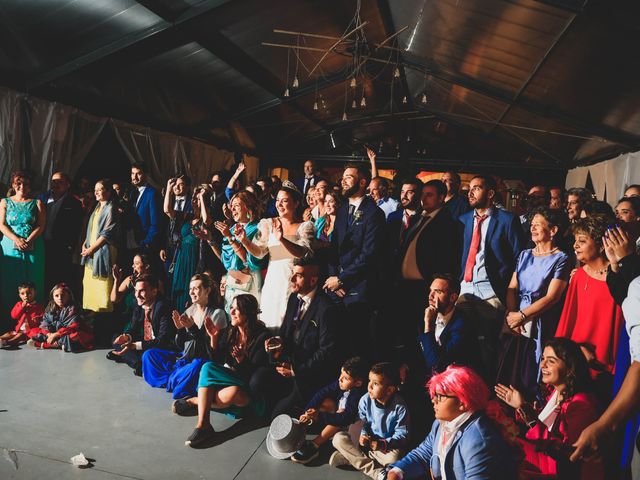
[387, 178, 423, 252]
[457, 175, 524, 382]
[324, 163, 385, 360]
[441, 171, 470, 220]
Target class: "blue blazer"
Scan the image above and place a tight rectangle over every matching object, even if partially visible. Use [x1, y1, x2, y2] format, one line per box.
[329, 196, 386, 305]
[392, 412, 517, 480]
[418, 309, 480, 375]
[135, 185, 161, 248]
[459, 208, 524, 302]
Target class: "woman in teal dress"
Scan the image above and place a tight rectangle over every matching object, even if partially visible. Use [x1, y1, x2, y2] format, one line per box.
[169, 184, 212, 311]
[0, 171, 46, 319]
[314, 191, 341, 243]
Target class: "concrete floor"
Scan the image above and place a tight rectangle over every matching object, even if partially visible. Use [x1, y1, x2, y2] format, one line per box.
[0, 347, 362, 480]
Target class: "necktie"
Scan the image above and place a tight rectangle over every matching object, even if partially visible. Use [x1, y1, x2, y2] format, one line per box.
[463, 214, 488, 282]
[292, 297, 305, 328]
[348, 204, 356, 225]
[304, 177, 312, 194]
[143, 307, 153, 341]
[403, 211, 411, 230]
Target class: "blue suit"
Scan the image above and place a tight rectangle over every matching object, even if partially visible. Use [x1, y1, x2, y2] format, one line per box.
[459, 208, 524, 303]
[391, 412, 517, 480]
[329, 196, 386, 306]
[134, 185, 161, 249]
[418, 309, 480, 376]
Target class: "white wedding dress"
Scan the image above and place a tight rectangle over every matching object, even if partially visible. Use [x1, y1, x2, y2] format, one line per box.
[253, 218, 315, 329]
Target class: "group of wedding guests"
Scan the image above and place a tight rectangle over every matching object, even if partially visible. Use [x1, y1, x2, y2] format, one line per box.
[2, 157, 640, 479]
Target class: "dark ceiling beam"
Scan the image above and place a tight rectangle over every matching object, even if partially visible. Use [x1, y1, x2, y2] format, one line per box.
[534, 0, 588, 14]
[194, 31, 333, 137]
[25, 0, 233, 90]
[376, 0, 414, 110]
[488, 5, 580, 135]
[399, 54, 640, 149]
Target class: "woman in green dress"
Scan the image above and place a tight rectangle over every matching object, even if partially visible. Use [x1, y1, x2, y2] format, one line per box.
[0, 171, 45, 320]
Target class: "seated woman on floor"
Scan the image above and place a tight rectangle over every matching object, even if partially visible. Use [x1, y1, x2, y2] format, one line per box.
[174, 294, 270, 448]
[142, 273, 227, 400]
[385, 365, 518, 480]
[496, 337, 604, 479]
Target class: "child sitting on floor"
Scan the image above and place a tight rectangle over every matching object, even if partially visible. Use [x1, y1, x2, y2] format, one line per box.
[28, 283, 93, 352]
[291, 357, 369, 464]
[330, 362, 410, 479]
[0, 282, 44, 347]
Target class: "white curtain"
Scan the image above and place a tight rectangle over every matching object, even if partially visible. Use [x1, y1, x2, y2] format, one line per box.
[0, 88, 26, 189]
[27, 97, 106, 189]
[565, 166, 590, 190]
[566, 151, 640, 206]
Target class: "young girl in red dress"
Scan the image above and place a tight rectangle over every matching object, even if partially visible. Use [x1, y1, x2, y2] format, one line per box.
[0, 282, 44, 347]
[28, 283, 93, 352]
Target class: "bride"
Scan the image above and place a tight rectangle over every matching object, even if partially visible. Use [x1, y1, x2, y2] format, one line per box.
[244, 181, 315, 329]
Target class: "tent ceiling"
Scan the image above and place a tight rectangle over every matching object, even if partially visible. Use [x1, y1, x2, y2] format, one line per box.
[0, 0, 638, 170]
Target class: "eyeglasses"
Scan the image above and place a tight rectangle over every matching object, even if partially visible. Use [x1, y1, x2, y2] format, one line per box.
[432, 392, 457, 402]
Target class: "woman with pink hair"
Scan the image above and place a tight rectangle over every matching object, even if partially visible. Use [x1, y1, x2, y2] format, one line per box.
[384, 366, 517, 479]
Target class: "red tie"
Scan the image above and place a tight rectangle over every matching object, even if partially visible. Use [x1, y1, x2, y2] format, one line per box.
[463, 214, 488, 282]
[403, 211, 411, 230]
[143, 307, 153, 341]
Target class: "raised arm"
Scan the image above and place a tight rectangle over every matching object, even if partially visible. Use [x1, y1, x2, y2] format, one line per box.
[163, 178, 176, 218]
[366, 147, 378, 178]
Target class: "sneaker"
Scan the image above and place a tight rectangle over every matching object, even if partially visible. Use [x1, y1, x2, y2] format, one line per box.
[291, 440, 319, 464]
[27, 340, 42, 349]
[185, 425, 215, 448]
[0, 339, 6, 348]
[329, 450, 351, 468]
[172, 397, 197, 416]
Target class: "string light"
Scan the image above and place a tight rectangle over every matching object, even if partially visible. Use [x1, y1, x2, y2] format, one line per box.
[342, 112, 348, 121]
[313, 101, 318, 111]
[360, 96, 367, 107]
[393, 67, 400, 78]
[402, 96, 408, 104]
[421, 93, 428, 104]
[283, 88, 290, 97]
[292, 76, 299, 88]
[350, 77, 357, 88]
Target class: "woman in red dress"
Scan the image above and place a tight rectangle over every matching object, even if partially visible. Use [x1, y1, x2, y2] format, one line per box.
[555, 215, 624, 373]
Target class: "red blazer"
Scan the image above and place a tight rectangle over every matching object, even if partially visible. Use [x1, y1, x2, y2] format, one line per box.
[519, 391, 604, 479]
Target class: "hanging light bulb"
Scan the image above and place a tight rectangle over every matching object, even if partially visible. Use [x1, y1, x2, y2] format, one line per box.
[350, 77, 357, 88]
[360, 96, 366, 108]
[406, 135, 411, 142]
[394, 67, 400, 78]
[292, 76, 299, 88]
[283, 88, 290, 97]
[313, 101, 319, 111]
[421, 93, 428, 104]
[378, 141, 384, 153]
[342, 112, 348, 121]
[402, 96, 408, 104]
[352, 99, 357, 109]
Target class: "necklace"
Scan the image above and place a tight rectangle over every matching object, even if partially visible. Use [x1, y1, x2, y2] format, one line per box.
[583, 263, 609, 291]
[534, 246, 559, 255]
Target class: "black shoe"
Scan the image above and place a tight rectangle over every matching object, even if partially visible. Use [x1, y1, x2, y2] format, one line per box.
[185, 425, 215, 448]
[291, 440, 320, 464]
[106, 351, 124, 363]
[172, 397, 197, 416]
[133, 365, 143, 377]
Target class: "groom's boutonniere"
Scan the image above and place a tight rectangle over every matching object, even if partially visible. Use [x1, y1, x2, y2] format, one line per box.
[353, 210, 363, 222]
[310, 320, 318, 327]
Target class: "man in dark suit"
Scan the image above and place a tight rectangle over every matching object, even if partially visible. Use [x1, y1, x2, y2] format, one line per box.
[386, 177, 423, 252]
[392, 180, 462, 352]
[106, 274, 175, 376]
[419, 274, 480, 376]
[251, 258, 342, 418]
[457, 175, 524, 381]
[441, 171, 471, 220]
[324, 163, 386, 359]
[293, 159, 322, 200]
[124, 162, 162, 266]
[39, 171, 83, 295]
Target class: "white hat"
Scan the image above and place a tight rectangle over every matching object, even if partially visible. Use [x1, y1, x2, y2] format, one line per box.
[266, 414, 306, 459]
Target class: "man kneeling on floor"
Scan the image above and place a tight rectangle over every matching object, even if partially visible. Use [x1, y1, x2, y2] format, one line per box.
[106, 274, 175, 376]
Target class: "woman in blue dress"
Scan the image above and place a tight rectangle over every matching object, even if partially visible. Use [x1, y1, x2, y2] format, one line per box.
[142, 273, 227, 400]
[0, 171, 46, 318]
[314, 190, 340, 243]
[496, 207, 571, 401]
[168, 184, 212, 311]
